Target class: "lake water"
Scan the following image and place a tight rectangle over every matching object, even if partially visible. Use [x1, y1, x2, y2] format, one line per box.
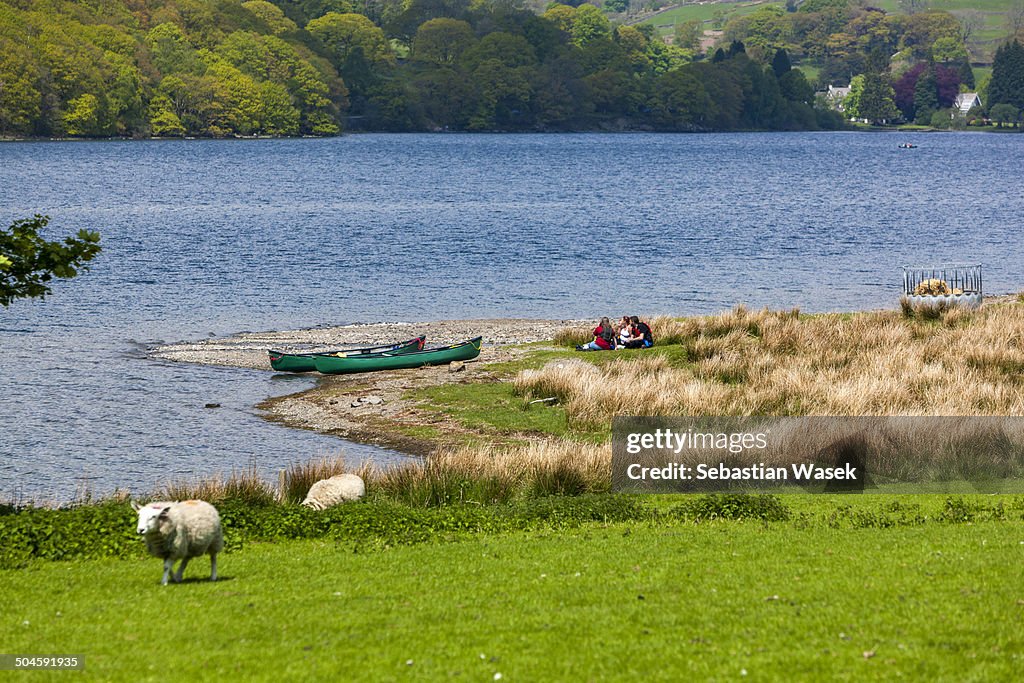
[2, 132, 1023, 502]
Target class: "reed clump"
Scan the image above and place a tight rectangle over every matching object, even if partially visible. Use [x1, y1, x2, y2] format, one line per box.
[532, 302, 1024, 427]
[157, 462, 276, 506]
[369, 441, 610, 505]
[147, 443, 609, 509]
[553, 326, 593, 347]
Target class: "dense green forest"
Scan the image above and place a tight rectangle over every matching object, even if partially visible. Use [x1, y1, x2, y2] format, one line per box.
[0, 0, 1019, 136]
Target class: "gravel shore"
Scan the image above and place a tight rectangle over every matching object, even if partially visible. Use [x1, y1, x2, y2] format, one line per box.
[151, 318, 585, 370]
[150, 319, 585, 453]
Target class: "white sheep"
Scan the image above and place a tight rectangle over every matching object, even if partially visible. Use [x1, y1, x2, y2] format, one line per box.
[301, 473, 366, 509]
[132, 500, 224, 586]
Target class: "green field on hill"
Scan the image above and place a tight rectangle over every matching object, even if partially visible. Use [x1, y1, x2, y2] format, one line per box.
[635, 1, 785, 37]
[636, 0, 1020, 62]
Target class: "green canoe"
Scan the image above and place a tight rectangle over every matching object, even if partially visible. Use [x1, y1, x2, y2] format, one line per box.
[312, 337, 482, 375]
[268, 336, 425, 373]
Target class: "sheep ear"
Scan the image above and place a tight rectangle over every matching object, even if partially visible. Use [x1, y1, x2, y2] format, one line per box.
[157, 506, 172, 518]
[130, 501, 141, 512]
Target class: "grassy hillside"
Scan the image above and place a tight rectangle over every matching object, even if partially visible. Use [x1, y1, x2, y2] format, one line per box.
[635, 0, 785, 38]
[635, 0, 1022, 63]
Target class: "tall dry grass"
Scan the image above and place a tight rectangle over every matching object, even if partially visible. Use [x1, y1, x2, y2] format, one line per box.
[370, 441, 610, 505]
[528, 303, 1024, 428]
[157, 462, 276, 505]
[147, 444, 609, 508]
[622, 416, 1024, 483]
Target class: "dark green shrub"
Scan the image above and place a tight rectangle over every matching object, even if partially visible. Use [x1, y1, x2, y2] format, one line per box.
[939, 496, 1010, 523]
[0, 501, 141, 569]
[671, 494, 791, 522]
[510, 494, 648, 529]
[0, 495, 654, 568]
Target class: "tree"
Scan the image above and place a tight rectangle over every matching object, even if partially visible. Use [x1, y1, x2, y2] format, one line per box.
[653, 67, 712, 129]
[148, 95, 187, 136]
[779, 68, 814, 104]
[989, 103, 1019, 128]
[901, 11, 962, 59]
[615, 25, 651, 72]
[674, 20, 702, 52]
[859, 73, 900, 123]
[0, 40, 42, 136]
[412, 18, 475, 65]
[0, 216, 101, 307]
[893, 62, 925, 120]
[412, 67, 476, 129]
[63, 93, 102, 136]
[145, 23, 204, 76]
[930, 36, 967, 64]
[988, 40, 1024, 110]
[959, 11, 983, 46]
[771, 48, 792, 78]
[240, 1, 298, 35]
[912, 65, 938, 124]
[570, 5, 611, 48]
[843, 74, 865, 118]
[1007, 2, 1024, 42]
[468, 59, 533, 129]
[306, 13, 394, 67]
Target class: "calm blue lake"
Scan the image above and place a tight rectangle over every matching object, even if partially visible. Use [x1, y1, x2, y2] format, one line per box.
[2, 132, 1022, 502]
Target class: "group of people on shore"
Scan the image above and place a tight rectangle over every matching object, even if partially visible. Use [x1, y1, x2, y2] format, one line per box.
[576, 316, 654, 351]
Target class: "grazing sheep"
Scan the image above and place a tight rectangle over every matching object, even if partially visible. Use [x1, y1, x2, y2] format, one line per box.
[131, 500, 224, 586]
[301, 473, 366, 510]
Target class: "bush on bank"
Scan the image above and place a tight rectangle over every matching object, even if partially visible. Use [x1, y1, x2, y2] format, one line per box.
[3, 493, 1024, 570]
[0, 494, 647, 569]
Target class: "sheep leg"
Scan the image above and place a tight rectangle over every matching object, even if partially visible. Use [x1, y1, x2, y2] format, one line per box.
[210, 554, 218, 582]
[173, 557, 189, 583]
[161, 559, 173, 586]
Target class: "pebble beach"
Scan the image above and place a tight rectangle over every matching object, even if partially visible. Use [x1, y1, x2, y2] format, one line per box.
[150, 319, 586, 454]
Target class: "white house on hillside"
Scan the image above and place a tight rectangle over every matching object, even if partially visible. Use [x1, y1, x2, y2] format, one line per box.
[953, 92, 981, 116]
[825, 85, 851, 112]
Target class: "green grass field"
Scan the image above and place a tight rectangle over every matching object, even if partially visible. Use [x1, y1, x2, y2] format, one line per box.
[637, 0, 1019, 61]
[2, 495, 1022, 680]
[8, 308, 1024, 679]
[635, 1, 786, 37]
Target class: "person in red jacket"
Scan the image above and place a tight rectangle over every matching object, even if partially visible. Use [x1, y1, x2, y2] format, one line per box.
[577, 317, 616, 351]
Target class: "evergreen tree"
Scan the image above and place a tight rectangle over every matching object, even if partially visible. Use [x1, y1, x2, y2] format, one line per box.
[912, 65, 939, 124]
[859, 73, 900, 124]
[988, 40, 1024, 110]
[771, 48, 792, 78]
[727, 40, 746, 58]
[956, 59, 975, 90]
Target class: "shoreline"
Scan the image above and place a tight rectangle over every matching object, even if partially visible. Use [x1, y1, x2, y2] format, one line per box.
[151, 297, 1022, 458]
[151, 318, 586, 455]
[3, 128, 1017, 145]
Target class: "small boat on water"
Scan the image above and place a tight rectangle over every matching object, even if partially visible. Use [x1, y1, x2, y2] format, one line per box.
[898, 143, 917, 149]
[313, 337, 483, 375]
[268, 336, 426, 372]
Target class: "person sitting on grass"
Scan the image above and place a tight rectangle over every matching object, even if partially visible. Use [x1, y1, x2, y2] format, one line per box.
[622, 316, 654, 349]
[577, 317, 617, 351]
[617, 316, 634, 348]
